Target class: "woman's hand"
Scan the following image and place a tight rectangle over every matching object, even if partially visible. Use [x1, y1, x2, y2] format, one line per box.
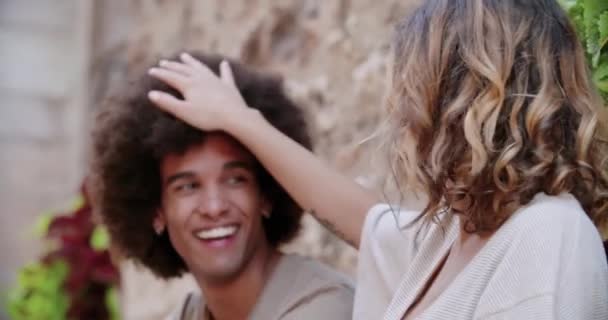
[147, 52, 248, 132]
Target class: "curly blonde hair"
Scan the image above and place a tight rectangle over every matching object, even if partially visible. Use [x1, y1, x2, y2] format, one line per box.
[385, 0, 608, 233]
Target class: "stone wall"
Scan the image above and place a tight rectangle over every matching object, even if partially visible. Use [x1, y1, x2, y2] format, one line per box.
[2, 1, 420, 319]
[0, 1, 92, 318]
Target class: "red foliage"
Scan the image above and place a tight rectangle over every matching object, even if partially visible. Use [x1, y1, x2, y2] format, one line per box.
[43, 183, 120, 319]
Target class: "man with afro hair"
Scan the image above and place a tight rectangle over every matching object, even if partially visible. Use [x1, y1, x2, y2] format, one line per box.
[90, 52, 353, 320]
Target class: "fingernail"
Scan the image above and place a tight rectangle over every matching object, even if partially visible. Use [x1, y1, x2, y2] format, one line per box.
[181, 52, 190, 59]
[148, 68, 156, 74]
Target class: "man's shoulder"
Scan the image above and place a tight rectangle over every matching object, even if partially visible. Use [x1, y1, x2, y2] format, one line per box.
[250, 254, 354, 319]
[164, 291, 202, 320]
[280, 254, 354, 292]
[273, 254, 354, 319]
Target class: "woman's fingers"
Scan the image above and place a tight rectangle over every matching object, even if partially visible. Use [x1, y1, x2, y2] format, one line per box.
[148, 68, 188, 91]
[148, 91, 187, 115]
[219, 60, 237, 88]
[159, 59, 193, 77]
[180, 52, 207, 71]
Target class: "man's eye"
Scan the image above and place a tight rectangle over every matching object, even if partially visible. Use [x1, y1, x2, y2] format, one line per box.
[175, 182, 198, 192]
[227, 176, 248, 186]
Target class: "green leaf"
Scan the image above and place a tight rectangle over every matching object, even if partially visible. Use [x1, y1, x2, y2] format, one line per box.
[592, 46, 603, 67]
[562, 1, 587, 43]
[33, 212, 54, 237]
[7, 261, 69, 320]
[598, 11, 608, 60]
[558, 0, 579, 11]
[594, 59, 608, 80]
[105, 286, 121, 320]
[596, 79, 608, 92]
[68, 194, 85, 211]
[583, 0, 608, 57]
[90, 225, 111, 251]
[600, 11, 608, 41]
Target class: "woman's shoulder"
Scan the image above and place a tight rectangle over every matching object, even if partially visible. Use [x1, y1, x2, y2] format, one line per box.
[495, 193, 604, 260]
[477, 193, 608, 318]
[363, 203, 424, 238]
[482, 193, 605, 291]
[507, 193, 597, 239]
[517, 192, 586, 217]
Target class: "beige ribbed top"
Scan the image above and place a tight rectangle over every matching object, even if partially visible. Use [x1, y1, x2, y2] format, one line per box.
[354, 193, 608, 319]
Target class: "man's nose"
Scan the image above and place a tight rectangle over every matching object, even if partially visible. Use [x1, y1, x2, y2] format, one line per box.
[197, 186, 228, 218]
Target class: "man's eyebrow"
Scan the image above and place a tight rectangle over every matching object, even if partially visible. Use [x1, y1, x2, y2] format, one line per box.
[223, 161, 255, 172]
[164, 171, 196, 186]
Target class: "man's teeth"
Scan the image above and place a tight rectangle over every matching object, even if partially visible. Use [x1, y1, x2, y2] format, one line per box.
[197, 226, 237, 240]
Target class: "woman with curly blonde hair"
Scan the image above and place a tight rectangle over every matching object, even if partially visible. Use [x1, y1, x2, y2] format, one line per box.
[145, 0, 608, 318]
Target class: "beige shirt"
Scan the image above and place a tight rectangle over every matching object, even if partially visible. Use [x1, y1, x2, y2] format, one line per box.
[354, 193, 608, 319]
[167, 254, 354, 320]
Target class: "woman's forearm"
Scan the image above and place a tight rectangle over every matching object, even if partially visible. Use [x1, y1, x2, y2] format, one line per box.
[226, 108, 378, 248]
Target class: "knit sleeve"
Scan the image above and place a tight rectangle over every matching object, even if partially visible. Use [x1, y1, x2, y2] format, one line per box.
[478, 200, 608, 320]
[353, 204, 421, 319]
[552, 213, 608, 320]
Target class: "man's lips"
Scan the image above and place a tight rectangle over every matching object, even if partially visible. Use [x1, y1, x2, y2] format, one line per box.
[192, 224, 240, 248]
[194, 224, 239, 240]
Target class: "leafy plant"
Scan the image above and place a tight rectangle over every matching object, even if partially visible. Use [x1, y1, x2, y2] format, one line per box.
[560, 0, 608, 102]
[7, 261, 69, 320]
[6, 184, 120, 320]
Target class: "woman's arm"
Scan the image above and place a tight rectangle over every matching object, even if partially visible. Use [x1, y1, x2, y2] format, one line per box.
[147, 53, 378, 247]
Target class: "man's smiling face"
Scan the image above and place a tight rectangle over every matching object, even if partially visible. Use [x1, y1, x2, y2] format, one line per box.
[157, 133, 272, 283]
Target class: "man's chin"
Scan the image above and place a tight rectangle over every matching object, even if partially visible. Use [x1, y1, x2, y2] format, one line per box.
[196, 261, 245, 284]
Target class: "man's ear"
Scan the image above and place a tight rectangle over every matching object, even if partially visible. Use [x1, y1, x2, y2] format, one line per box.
[153, 209, 166, 235]
[261, 199, 273, 219]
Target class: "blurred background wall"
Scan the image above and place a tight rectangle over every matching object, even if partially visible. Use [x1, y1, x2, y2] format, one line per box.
[0, 1, 92, 318]
[0, 0, 421, 318]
